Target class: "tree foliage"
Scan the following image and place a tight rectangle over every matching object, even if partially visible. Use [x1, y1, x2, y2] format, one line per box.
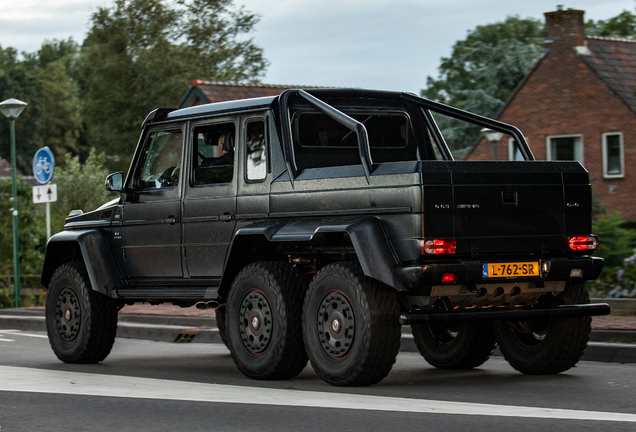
[0, 45, 46, 172]
[586, 10, 636, 37]
[422, 16, 544, 155]
[0, 177, 47, 277]
[0, 40, 84, 173]
[82, 0, 268, 170]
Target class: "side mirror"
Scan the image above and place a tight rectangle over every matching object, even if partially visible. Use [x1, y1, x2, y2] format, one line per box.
[105, 172, 124, 192]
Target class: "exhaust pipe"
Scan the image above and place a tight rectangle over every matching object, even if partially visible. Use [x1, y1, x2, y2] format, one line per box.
[195, 300, 220, 310]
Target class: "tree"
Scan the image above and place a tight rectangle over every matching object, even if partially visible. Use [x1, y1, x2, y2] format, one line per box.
[81, 0, 268, 171]
[0, 39, 84, 174]
[586, 10, 636, 37]
[0, 45, 46, 173]
[421, 16, 544, 156]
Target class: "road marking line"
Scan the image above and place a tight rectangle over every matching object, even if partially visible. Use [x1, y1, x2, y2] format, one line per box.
[0, 338, 14, 342]
[0, 365, 635, 422]
[1, 330, 49, 339]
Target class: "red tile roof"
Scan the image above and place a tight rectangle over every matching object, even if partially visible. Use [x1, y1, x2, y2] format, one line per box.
[582, 36, 636, 113]
[191, 80, 294, 103]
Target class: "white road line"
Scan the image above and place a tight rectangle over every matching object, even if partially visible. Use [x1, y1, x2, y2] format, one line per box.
[0, 366, 635, 422]
[0, 338, 14, 342]
[1, 330, 48, 339]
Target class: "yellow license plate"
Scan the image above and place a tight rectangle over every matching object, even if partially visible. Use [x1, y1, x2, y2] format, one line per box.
[482, 262, 540, 278]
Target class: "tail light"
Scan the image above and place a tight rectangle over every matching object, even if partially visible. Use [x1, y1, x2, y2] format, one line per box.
[441, 273, 456, 283]
[421, 238, 456, 255]
[567, 235, 598, 251]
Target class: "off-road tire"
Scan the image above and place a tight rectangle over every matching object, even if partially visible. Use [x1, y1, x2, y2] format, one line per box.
[494, 282, 591, 374]
[302, 262, 401, 386]
[226, 261, 307, 380]
[45, 262, 118, 363]
[411, 321, 496, 369]
[215, 305, 228, 347]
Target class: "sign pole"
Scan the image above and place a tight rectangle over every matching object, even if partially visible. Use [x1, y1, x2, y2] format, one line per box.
[46, 202, 51, 241]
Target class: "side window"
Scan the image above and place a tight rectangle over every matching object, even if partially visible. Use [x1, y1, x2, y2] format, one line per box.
[245, 120, 267, 181]
[603, 132, 623, 178]
[134, 128, 183, 191]
[192, 123, 235, 185]
[546, 135, 583, 164]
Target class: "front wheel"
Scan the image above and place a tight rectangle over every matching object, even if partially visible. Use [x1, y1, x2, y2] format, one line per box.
[45, 262, 118, 363]
[226, 261, 307, 380]
[302, 262, 401, 386]
[494, 282, 591, 374]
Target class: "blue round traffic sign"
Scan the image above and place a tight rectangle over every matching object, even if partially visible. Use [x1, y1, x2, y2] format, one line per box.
[33, 147, 55, 184]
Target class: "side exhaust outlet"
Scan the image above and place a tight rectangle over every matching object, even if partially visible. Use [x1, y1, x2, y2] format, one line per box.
[195, 300, 220, 310]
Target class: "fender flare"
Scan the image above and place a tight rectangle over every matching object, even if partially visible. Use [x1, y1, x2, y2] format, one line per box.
[224, 217, 403, 290]
[41, 229, 124, 297]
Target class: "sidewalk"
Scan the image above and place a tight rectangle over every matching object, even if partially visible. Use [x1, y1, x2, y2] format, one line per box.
[2, 303, 635, 364]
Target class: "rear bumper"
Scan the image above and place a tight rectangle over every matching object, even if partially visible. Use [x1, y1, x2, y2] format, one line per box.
[399, 303, 611, 325]
[394, 256, 603, 293]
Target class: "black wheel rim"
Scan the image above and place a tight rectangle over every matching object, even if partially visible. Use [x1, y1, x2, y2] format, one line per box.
[427, 323, 460, 346]
[317, 291, 355, 359]
[55, 287, 81, 342]
[509, 319, 549, 347]
[238, 290, 272, 354]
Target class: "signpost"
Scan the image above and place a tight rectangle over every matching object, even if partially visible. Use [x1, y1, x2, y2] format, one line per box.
[32, 147, 56, 240]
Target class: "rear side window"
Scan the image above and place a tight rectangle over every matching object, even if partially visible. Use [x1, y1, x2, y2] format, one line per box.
[291, 111, 419, 170]
[295, 113, 408, 149]
[245, 120, 267, 181]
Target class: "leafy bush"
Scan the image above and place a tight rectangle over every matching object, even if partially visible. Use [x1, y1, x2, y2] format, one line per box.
[0, 287, 13, 308]
[588, 212, 636, 298]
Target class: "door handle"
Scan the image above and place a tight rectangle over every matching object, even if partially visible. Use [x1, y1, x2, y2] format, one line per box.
[220, 213, 235, 222]
[164, 216, 178, 224]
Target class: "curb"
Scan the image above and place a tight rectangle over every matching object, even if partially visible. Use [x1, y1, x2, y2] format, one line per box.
[2, 310, 635, 364]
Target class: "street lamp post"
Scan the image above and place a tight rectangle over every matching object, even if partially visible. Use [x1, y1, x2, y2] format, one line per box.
[481, 128, 504, 161]
[0, 98, 28, 307]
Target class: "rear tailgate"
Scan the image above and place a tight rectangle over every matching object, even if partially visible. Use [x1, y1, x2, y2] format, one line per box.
[423, 161, 591, 256]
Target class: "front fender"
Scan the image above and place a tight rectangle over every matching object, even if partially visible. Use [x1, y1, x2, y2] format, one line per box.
[228, 217, 402, 290]
[41, 229, 124, 296]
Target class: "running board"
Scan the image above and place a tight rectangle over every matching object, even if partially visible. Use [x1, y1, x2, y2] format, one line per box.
[114, 287, 219, 301]
[399, 303, 611, 325]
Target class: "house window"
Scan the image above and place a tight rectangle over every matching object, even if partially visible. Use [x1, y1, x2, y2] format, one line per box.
[546, 135, 583, 164]
[602, 132, 624, 178]
[508, 138, 524, 161]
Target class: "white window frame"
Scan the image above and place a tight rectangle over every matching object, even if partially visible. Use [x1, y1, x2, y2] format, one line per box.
[602, 132, 624, 178]
[546, 134, 584, 164]
[508, 138, 525, 161]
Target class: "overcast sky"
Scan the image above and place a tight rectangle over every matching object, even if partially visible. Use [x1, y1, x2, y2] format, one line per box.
[0, 0, 633, 93]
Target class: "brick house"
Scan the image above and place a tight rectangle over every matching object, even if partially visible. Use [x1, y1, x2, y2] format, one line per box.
[179, 80, 296, 107]
[465, 8, 636, 219]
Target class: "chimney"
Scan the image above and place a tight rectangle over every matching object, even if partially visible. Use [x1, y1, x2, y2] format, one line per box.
[544, 8, 586, 48]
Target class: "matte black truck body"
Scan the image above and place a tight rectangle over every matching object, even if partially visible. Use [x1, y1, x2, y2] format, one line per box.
[42, 89, 609, 385]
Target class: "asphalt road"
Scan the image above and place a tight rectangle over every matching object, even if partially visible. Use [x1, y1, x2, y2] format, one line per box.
[1, 329, 636, 432]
